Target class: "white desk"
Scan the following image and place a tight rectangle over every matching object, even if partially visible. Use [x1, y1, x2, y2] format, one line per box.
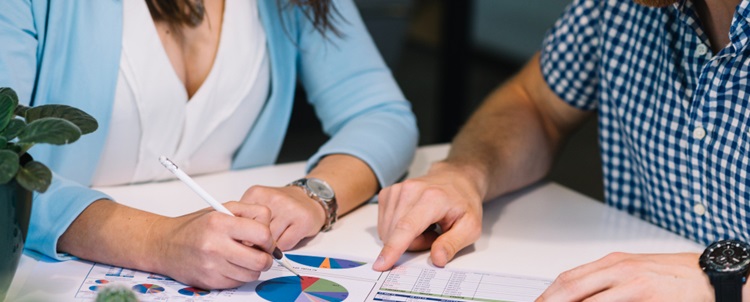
[6, 144, 703, 301]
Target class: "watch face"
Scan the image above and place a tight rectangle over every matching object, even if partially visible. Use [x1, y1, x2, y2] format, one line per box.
[307, 178, 335, 200]
[701, 240, 750, 273]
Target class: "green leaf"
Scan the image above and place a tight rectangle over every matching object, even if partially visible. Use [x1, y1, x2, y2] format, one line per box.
[24, 104, 98, 134]
[16, 160, 51, 193]
[1, 119, 25, 140]
[0, 149, 19, 184]
[17, 117, 81, 145]
[0, 88, 19, 132]
[4, 143, 21, 154]
[14, 103, 29, 117]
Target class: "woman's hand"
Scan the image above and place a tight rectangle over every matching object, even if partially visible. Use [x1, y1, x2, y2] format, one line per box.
[239, 185, 327, 250]
[149, 202, 276, 289]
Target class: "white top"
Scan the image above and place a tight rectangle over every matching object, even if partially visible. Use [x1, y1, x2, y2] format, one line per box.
[93, 0, 270, 186]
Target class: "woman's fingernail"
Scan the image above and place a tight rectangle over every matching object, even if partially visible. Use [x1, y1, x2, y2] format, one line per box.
[272, 247, 283, 260]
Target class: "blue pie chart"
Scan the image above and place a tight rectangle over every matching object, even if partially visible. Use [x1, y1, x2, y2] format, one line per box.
[256, 276, 348, 302]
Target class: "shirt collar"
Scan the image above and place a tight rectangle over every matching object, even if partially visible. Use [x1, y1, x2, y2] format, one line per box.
[737, 0, 750, 20]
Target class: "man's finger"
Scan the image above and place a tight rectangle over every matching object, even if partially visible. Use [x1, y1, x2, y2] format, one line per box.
[378, 185, 401, 240]
[373, 208, 442, 271]
[537, 261, 620, 302]
[407, 229, 439, 251]
[429, 216, 482, 267]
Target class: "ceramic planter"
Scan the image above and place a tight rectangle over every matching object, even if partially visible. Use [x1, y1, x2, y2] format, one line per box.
[0, 178, 33, 299]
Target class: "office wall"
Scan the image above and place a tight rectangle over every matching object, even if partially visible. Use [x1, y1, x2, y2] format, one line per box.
[472, 0, 569, 62]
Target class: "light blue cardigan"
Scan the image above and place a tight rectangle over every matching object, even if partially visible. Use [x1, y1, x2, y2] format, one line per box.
[0, 0, 417, 259]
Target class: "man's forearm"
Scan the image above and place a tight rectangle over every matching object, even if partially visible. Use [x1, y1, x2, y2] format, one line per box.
[444, 55, 590, 201]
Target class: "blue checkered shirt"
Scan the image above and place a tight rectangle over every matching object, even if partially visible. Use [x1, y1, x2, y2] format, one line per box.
[541, 0, 750, 245]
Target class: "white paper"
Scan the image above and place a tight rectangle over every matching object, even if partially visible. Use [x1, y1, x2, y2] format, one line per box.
[72, 252, 382, 301]
[15, 252, 550, 301]
[366, 265, 552, 302]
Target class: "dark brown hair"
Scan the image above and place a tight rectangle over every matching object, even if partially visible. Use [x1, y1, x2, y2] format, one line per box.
[147, 0, 339, 36]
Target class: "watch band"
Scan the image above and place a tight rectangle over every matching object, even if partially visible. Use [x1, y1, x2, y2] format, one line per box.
[712, 274, 744, 302]
[701, 239, 750, 302]
[288, 178, 338, 232]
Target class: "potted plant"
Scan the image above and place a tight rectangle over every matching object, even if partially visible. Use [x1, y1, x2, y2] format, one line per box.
[0, 87, 98, 300]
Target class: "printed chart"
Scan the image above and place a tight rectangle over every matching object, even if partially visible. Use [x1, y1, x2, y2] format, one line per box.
[178, 287, 211, 296]
[74, 254, 380, 301]
[287, 254, 367, 269]
[132, 283, 165, 294]
[75, 263, 223, 301]
[284, 253, 383, 282]
[255, 276, 349, 302]
[368, 266, 552, 302]
[66, 253, 549, 301]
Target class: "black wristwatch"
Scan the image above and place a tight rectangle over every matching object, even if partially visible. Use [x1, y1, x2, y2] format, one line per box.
[700, 239, 750, 302]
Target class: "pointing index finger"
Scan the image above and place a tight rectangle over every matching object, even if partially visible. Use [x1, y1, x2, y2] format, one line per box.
[373, 206, 444, 271]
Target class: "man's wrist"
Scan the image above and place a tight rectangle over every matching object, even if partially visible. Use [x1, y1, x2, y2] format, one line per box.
[430, 160, 490, 201]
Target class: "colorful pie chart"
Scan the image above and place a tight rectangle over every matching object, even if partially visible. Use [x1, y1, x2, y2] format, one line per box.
[131, 283, 165, 294]
[178, 287, 211, 296]
[256, 276, 348, 302]
[286, 254, 366, 269]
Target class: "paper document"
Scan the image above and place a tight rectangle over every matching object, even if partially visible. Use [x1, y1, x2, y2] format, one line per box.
[73, 253, 380, 301]
[27, 252, 549, 301]
[368, 265, 551, 302]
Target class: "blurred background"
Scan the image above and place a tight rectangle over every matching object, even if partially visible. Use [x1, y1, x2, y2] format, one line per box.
[278, 0, 604, 201]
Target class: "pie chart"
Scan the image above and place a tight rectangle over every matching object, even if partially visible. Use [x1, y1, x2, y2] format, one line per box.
[286, 254, 366, 269]
[178, 287, 211, 296]
[131, 283, 165, 294]
[256, 276, 349, 302]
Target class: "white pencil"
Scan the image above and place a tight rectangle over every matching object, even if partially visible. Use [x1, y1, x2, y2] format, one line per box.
[158, 156, 303, 279]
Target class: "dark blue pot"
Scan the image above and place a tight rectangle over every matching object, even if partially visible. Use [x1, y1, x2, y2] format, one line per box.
[0, 165, 33, 300]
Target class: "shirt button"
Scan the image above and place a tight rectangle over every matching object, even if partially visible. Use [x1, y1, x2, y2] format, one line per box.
[696, 44, 708, 56]
[693, 203, 706, 216]
[693, 127, 707, 140]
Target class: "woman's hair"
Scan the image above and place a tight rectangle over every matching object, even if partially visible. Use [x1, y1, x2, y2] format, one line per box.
[147, 0, 339, 35]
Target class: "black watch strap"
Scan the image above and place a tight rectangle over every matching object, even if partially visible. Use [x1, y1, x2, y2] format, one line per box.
[712, 275, 744, 302]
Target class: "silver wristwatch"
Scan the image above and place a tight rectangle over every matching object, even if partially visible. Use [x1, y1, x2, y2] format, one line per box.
[288, 178, 338, 232]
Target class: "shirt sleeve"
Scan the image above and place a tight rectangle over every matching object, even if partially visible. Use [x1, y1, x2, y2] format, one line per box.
[26, 173, 111, 261]
[296, 0, 419, 188]
[0, 0, 39, 105]
[540, 0, 603, 111]
[0, 0, 111, 261]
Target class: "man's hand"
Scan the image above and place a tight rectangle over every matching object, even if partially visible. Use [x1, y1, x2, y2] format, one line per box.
[373, 162, 485, 271]
[536, 252, 713, 302]
[152, 202, 276, 289]
[239, 185, 327, 250]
